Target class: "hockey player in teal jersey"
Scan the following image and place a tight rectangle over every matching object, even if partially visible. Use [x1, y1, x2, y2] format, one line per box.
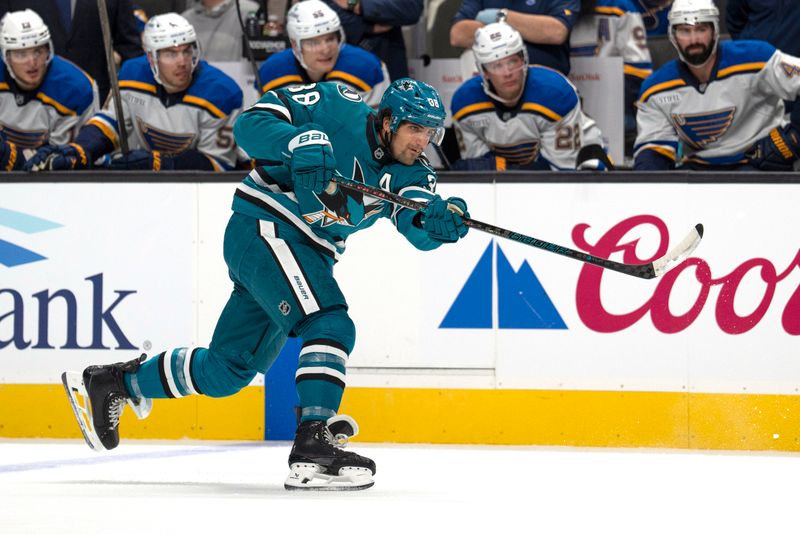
[258, 0, 389, 108]
[61, 78, 469, 491]
[0, 9, 98, 171]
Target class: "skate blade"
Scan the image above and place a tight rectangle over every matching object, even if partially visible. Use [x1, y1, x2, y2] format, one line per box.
[61, 371, 105, 451]
[284, 463, 374, 491]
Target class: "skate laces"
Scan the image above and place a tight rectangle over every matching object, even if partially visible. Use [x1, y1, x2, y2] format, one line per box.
[322, 425, 350, 449]
[107, 395, 126, 429]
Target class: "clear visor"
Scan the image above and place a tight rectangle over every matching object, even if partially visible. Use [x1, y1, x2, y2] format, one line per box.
[672, 22, 714, 39]
[6, 44, 50, 64]
[430, 126, 445, 146]
[300, 32, 340, 51]
[482, 51, 526, 75]
[157, 43, 199, 64]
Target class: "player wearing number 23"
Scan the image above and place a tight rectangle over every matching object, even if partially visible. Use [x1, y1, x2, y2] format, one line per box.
[60, 77, 469, 492]
[25, 13, 243, 172]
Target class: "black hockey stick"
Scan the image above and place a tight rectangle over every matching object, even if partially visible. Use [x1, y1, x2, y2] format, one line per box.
[96, 0, 129, 154]
[331, 174, 704, 280]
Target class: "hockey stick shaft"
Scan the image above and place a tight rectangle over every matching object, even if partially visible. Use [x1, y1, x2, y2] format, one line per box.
[96, 0, 129, 154]
[331, 174, 703, 280]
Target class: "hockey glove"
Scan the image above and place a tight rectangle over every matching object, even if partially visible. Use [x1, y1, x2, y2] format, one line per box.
[109, 150, 173, 171]
[746, 124, 800, 171]
[284, 124, 337, 194]
[422, 195, 470, 243]
[25, 143, 89, 172]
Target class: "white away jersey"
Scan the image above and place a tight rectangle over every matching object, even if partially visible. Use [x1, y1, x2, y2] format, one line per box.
[452, 66, 606, 170]
[635, 40, 800, 166]
[87, 56, 243, 169]
[0, 56, 98, 157]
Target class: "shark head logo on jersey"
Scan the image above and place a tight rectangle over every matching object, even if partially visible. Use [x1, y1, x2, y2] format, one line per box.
[668, 0, 719, 68]
[142, 13, 200, 91]
[302, 158, 384, 227]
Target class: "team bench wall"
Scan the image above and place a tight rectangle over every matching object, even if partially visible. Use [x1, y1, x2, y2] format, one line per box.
[1, 172, 799, 452]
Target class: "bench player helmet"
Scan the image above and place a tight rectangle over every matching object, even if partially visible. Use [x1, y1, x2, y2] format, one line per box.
[472, 22, 528, 105]
[378, 78, 446, 145]
[0, 9, 53, 85]
[668, 0, 719, 66]
[286, 0, 345, 70]
[142, 13, 200, 86]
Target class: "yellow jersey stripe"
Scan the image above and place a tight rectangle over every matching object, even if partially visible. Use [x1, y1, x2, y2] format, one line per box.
[326, 71, 371, 92]
[453, 101, 494, 121]
[624, 64, 653, 80]
[88, 117, 119, 148]
[639, 79, 686, 103]
[643, 145, 676, 161]
[35, 92, 76, 116]
[120, 80, 157, 93]
[595, 6, 624, 16]
[205, 155, 223, 172]
[182, 95, 225, 119]
[0, 82, 9, 90]
[262, 75, 303, 93]
[521, 102, 562, 121]
[717, 62, 766, 78]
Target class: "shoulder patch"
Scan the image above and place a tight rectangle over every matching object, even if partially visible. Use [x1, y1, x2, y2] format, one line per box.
[336, 83, 363, 102]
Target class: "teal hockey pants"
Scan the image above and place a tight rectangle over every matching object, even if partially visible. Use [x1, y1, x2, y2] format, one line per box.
[125, 212, 356, 422]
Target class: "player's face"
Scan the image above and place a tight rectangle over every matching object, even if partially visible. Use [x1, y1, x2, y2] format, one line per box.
[6, 45, 49, 90]
[156, 43, 194, 92]
[483, 52, 526, 101]
[299, 32, 340, 76]
[384, 119, 436, 165]
[674, 23, 715, 66]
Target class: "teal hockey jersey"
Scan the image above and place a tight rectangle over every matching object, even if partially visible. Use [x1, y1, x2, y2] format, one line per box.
[233, 82, 445, 261]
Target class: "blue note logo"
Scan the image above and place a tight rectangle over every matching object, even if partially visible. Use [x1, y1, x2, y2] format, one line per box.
[440, 241, 566, 329]
[0, 207, 61, 267]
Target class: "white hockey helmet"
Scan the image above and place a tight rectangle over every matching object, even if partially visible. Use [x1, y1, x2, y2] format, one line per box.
[0, 9, 54, 82]
[472, 22, 528, 104]
[668, 0, 719, 66]
[286, 0, 345, 68]
[142, 13, 200, 85]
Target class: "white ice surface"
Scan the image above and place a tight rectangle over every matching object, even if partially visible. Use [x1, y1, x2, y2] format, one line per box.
[0, 439, 797, 533]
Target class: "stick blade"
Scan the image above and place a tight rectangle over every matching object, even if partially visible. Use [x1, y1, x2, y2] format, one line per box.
[651, 223, 704, 278]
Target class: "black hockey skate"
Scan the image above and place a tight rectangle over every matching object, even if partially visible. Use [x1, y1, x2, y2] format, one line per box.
[284, 415, 376, 491]
[62, 354, 152, 451]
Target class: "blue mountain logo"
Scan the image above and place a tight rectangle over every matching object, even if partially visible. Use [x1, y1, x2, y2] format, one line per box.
[0, 207, 62, 267]
[440, 241, 567, 329]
